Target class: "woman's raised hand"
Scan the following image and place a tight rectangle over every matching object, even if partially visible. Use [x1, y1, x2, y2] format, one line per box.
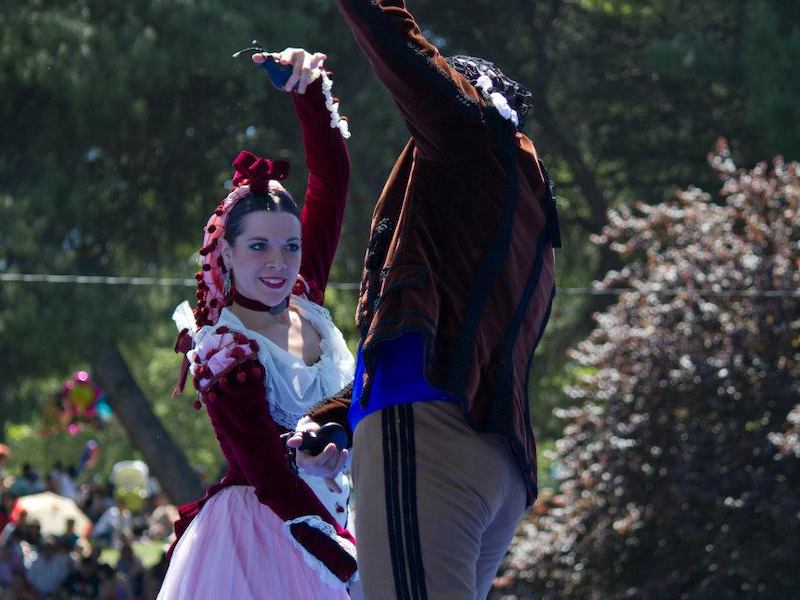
[252, 47, 327, 94]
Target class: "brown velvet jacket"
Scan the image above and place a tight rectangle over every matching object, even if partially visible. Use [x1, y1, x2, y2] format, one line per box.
[311, 0, 560, 504]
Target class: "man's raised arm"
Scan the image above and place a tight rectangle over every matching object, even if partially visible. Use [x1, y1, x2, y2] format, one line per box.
[334, 0, 486, 159]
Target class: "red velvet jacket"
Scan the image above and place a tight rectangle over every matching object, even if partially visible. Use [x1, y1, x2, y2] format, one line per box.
[171, 77, 356, 583]
[310, 0, 560, 505]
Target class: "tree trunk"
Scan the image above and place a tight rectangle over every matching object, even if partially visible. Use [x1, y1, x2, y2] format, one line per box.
[0, 385, 7, 443]
[92, 344, 204, 505]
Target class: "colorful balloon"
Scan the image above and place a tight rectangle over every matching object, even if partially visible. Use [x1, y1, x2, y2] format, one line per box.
[53, 372, 111, 434]
[67, 382, 96, 412]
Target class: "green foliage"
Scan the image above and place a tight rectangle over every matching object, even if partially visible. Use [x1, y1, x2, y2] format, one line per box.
[128, 343, 223, 478]
[6, 421, 134, 485]
[743, 1, 800, 158]
[322, 287, 360, 354]
[99, 540, 166, 569]
[498, 144, 800, 598]
[3, 338, 225, 483]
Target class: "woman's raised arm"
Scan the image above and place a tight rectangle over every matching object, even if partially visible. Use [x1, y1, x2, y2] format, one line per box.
[254, 49, 351, 305]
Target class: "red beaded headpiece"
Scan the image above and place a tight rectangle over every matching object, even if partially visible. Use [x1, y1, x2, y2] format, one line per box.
[173, 151, 291, 397]
[194, 151, 290, 328]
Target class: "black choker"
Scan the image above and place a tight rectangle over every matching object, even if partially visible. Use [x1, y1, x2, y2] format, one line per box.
[233, 290, 290, 315]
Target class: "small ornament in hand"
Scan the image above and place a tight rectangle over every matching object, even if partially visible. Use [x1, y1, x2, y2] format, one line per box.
[290, 422, 348, 456]
[284, 420, 350, 492]
[232, 39, 297, 90]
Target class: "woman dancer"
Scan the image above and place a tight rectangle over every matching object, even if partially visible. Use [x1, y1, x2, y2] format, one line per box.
[158, 47, 357, 599]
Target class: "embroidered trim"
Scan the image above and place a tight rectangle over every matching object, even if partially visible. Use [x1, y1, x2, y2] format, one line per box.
[476, 74, 520, 128]
[319, 69, 351, 139]
[519, 284, 557, 501]
[492, 233, 550, 431]
[538, 159, 562, 249]
[381, 265, 429, 296]
[268, 402, 309, 431]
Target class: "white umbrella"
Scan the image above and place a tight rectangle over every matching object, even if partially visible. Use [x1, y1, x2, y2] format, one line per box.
[11, 492, 92, 538]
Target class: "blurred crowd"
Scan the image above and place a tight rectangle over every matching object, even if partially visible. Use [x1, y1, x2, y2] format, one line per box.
[0, 446, 178, 599]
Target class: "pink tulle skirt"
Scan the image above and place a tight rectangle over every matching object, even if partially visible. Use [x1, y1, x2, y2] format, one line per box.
[157, 486, 349, 600]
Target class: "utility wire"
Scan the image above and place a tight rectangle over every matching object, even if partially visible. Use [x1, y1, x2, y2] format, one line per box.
[0, 273, 360, 290]
[1, 273, 798, 298]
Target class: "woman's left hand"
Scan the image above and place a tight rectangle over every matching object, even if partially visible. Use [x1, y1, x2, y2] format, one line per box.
[252, 47, 327, 94]
[286, 418, 348, 493]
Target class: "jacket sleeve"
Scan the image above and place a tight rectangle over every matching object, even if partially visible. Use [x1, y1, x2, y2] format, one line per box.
[292, 76, 350, 305]
[334, 0, 487, 160]
[194, 331, 356, 583]
[306, 383, 353, 445]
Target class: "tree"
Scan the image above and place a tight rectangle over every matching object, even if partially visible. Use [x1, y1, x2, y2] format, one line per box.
[92, 345, 204, 504]
[495, 142, 800, 598]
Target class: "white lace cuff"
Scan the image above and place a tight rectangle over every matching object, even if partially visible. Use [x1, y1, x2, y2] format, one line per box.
[282, 516, 358, 588]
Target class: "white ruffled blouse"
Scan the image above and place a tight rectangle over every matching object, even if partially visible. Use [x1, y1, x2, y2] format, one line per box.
[173, 295, 356, 527]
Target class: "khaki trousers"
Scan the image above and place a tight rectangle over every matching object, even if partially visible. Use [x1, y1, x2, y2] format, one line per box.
[352, 401, 526, 600]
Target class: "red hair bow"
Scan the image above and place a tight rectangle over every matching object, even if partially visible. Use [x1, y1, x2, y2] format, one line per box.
[231, 151, 290, 195]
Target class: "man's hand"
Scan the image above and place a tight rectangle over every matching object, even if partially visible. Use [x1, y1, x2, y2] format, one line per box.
[287, 418, 348, 493]
[252, 47, 327, 94]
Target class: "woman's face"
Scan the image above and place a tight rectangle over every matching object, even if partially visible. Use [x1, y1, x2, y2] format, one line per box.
[223, 210, 302, 307]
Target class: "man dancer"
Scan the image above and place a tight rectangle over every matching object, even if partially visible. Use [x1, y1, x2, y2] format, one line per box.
[292, 1, 561, 597]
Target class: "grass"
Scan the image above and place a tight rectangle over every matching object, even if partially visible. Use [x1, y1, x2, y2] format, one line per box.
[98, 540, 168, 569]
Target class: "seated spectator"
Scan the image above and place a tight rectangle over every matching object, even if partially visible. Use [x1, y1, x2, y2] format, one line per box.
[0, 544, 13, 589]
[143, 552, 169, 599]
[98, 564, 134, 600]
[59, 519, 79, 551]
[21, 522, 40, 549]
[0, 498, 10, 537]
[61, 467, 79, 502]
[115, 542, 144, 597]
[97, 563, 116, 600]
[82, 484, 114, 523]
[48, 463, 78, 502]
[1, 520, 36, 573]
[47, 461, 64, 494]
[2, 529, 29, 573]
[0, 446, 10, 495]
[6, 466, 44, 499]
[145, 495, 178, 541]
[25, 536, 71, 596]
[61, 556, 100, 599]
[141, 567, 162, 600]
[1, 571, 39, 600]
[91, 498, 131, 549]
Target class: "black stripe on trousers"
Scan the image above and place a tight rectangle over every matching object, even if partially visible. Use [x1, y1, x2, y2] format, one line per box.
[382, 405, 429, 599]
[382, 407, 409, 600]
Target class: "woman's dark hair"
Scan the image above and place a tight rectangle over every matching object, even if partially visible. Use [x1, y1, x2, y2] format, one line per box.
[224, 190, 300, 245]
[446, 54, 534, 130]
